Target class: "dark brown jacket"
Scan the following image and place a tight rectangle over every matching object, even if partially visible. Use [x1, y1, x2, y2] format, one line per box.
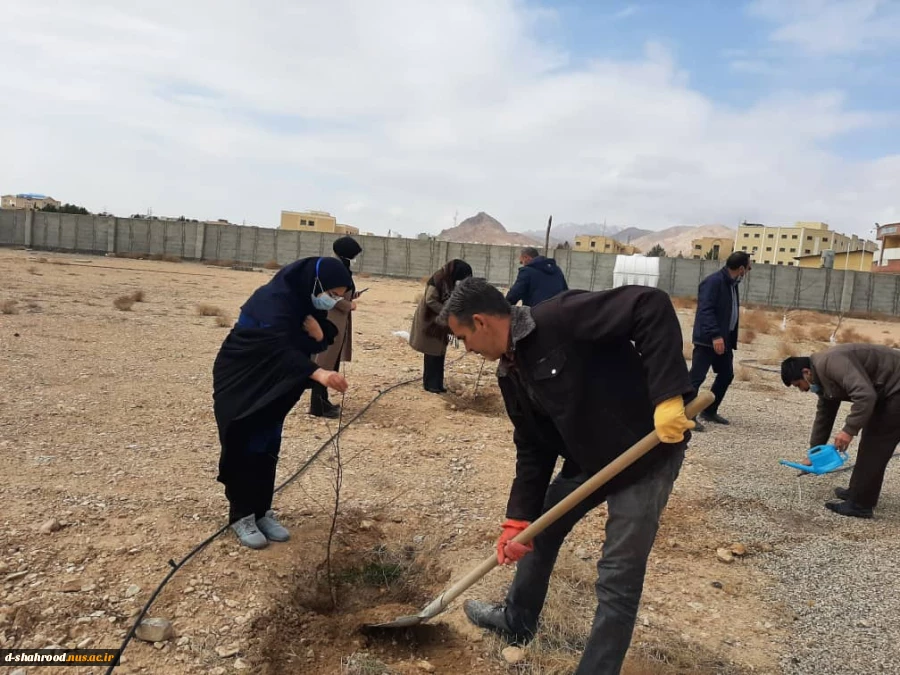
[809, 344, 900, 445]
[498, 286, 694, 522]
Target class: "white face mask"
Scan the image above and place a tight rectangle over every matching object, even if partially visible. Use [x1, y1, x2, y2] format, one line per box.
[310, 278, 340, 310]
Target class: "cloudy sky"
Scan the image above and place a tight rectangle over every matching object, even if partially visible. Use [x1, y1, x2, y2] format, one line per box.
[2, 0, 899, 237]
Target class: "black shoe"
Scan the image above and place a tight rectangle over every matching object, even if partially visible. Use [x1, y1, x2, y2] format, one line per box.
[700, 412, 730, 425]
[825, 500, 873, 519]
[834, 487, 850, 501]
[692, 419, 706, 433]
[463, 600, 532, 646]
[309, 400, 340, 418]
[424, 386, 447, 394]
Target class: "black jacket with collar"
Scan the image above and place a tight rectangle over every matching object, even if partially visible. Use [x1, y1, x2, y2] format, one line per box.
[498, 286, 693, 522]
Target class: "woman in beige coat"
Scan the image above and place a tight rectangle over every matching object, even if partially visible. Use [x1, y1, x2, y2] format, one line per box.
[409, 259, 473, 392]
[309, 236, 363, 417]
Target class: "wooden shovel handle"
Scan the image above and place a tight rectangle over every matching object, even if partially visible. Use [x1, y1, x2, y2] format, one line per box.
[420, 391, 714, 617]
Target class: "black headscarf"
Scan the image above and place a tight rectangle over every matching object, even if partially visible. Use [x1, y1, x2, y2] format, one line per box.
[333, 236, 362, 266]
[428, 259, 473, 299]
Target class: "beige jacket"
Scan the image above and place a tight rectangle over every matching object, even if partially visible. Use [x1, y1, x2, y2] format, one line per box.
[809, 343, 900, 445]
[313, 292, 353, 369]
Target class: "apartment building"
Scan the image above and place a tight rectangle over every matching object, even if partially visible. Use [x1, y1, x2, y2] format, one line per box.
[794, 250, 874, 271]
[734, 221, 876, 266]
[873, 222, 900, 274]
[1, 193, 61, 210]
[280, 210, 359, 235]
[573, 235, 641, 255]
[690, 237, 734, 261]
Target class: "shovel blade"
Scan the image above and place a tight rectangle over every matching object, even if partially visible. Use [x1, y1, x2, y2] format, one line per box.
[364, 613, 425, 629]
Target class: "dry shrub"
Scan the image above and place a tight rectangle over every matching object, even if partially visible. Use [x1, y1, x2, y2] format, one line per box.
[197, 303, 223, 317]
[27, 266, 41, 276]
[808, 325, 834, 343]
[738, 329, 757, 344]
[837, 326, 869, 344]
[1, 300, 20, 315]
[113, 295, 135, 311]
[147, 253, 164, 261]
[50, 259, 69, 266]
[736, 366, 754, 382]
[115, 252, 144, 260]
[742, 309, 779, 335]
[669, 296, 696, 310]
[206, 259, 238, 268]
[215, 313, 232, 328]
[131, 289, 145, 303]
[884, 338, 900, 349]
[263, 259, 282, 270]
[785, 324, 808, 342]
[845, 309, 900, 324]
[776, 341, 797, 359]
[36, 256, 48, 263]
[161, 254, 182, 263]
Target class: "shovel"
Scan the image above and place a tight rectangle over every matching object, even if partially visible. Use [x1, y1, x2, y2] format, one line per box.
[365, 391, 714, 629]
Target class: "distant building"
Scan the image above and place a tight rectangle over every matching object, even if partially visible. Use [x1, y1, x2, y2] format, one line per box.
[873, 222, 900, 274]
[1, 193, 61, 210]
[690, 237, 734, 261]
[280, 210, 359, 235]
[735, 221, 876, 267]
[573, 235, 641, 255]
[794, 250, 874, 271]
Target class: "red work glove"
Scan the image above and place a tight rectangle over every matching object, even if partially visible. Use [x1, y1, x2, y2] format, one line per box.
[496, 519, 533, 565]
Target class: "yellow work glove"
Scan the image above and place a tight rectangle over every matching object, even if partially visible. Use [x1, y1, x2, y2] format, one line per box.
[654, 396, 695, 444]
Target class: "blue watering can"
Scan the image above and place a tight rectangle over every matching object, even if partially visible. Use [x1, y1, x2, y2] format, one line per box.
[780, 444, 848, 475]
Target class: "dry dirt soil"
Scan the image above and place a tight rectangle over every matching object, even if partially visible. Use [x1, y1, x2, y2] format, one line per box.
[1, 250, 898, 675]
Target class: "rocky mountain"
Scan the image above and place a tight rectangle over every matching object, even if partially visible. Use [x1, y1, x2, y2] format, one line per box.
[629, 224, 736, 257]
[438, 212, 539, 246]
[521, 222, 620, 245]
[614, 227, 653, 244]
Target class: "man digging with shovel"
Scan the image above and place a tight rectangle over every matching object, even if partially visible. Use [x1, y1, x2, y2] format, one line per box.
[440, 278, 695, 675]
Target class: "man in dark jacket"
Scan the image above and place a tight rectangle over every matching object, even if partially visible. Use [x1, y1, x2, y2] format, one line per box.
[689, 251, 751, 429]
[782, 345, 900, 518]
[440, 278, 695, 675]
[506, 247, 568, 307]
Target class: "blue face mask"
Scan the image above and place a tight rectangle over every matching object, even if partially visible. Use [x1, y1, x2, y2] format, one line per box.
[809, 383, 821, 395]
[310, 258, 341, 310]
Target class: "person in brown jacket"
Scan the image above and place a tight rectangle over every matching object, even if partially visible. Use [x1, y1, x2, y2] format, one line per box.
[408, 259, 473, 392]
[782, 344, 900, 518]
[309, 236, 362, 418]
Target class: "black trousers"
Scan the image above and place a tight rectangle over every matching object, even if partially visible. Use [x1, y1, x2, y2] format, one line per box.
[423, 353, 446, 391]
[223, 418, 284, 523]
[503, 448, 684, 675]
[309, 353, 342, 410]
[689, 345, 734, 415]
[848, 394, 900, 508]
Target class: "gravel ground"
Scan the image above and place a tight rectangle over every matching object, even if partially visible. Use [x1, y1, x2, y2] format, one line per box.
[688, 358, 900, 675]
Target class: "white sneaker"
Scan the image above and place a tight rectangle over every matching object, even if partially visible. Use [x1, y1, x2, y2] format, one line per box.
[256, 510, 290, 542]
[231, 514, 268, 549]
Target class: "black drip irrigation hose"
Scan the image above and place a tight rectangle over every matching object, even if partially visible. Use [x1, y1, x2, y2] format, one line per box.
[105, 351, 469, 674]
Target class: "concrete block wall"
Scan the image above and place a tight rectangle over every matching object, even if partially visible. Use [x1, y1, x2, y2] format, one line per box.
[2, 213, 899, 315]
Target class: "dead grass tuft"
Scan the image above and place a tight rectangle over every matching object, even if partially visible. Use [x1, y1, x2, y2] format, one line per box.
[736, 366, 755, 382]
[837, 326, 869, 344]
[263, 259, 282, 270]
[742, 309, 780, 335]
[113, 295, 135, 311]
[215, 313, 232, 328]
[884, 338, 900, 349]
[341, 653, 396, 674]
[197, 303, 223, 317]
[808, 325, 834, 343]
[162, 254, 182, 263]
[131, 289, 145, 303]
[27, 266, 41, 276]
[738, 329, 757, 344]
[205, 259, 238, 268]
[775, 341, 798, 359]
[1, 300, 20, 315]
[785, 324, 808, 342]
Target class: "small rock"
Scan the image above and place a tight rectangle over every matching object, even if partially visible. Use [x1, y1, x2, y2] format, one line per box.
[501, 646, 526, 665]
[124, 585, 141, 598]
[39, 519, 61, 534]
[61, 579, 81, 593]
[716, 548, 734, 564]
[135, 618, 174, 643]
[711, 581, 724, 590]
[417, 660, 436, 672]
[359, 520, 375, 531]
[211, 668, 227, 675]
[77, 637, 93, 649]
[574, 547, 591, 560]
[730, 543, 747, 557]
[234, 658, 249, 670]
[760, 543, 774, 553]
[11, 669, 26, 675]
[4, 571, 28, 582]
[216, 644, 241, 658]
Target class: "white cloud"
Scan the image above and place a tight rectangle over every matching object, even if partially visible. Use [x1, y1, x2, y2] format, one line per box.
[748, 0, 900, 55]
[0, 0, 897, 238]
